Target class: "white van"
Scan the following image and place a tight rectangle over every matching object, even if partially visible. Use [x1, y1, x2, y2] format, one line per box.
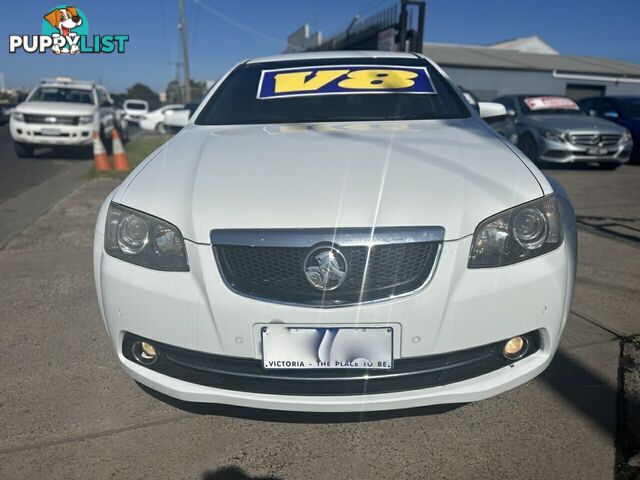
[123, 99, 149, 123]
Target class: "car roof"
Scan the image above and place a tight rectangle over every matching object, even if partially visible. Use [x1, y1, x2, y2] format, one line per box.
[40, 83, 94, 90]
[501, 94, 571, 99]
[246, 50, 420, 64]
[39, 81, 94, 90]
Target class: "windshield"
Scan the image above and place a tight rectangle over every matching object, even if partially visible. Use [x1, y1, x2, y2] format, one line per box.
[125, 101, 147, 110]
[196, 58, 470, 125]
[29, 86, 95, 105]
[617, 98, 640, 118]
[521, 96, 583, 116]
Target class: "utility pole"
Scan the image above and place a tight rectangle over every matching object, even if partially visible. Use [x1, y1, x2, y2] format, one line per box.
[178, 0, 191, 103]
[169, 60, 183, 103]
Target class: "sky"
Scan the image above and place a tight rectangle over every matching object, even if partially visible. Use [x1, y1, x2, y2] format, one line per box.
[1, 0, 639, 94]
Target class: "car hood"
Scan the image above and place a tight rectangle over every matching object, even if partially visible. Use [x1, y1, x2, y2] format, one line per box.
[117, 119, 543, 242]
[16, 101, 95, 116]
[526, 114, 627, 133]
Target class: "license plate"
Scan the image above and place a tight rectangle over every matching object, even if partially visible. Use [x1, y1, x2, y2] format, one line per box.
[587, 147, 607, 155]
[41, 128, 61, 136]
[261, 326, 393, 370]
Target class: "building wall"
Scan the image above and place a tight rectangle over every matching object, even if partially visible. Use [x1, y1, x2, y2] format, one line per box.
[439, 66, 640, 100]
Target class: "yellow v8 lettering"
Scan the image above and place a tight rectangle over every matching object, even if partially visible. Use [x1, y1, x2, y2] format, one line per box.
[258, 65, 436, 99]
[274, 70, 349, 93]
[337, 69, 418, 90]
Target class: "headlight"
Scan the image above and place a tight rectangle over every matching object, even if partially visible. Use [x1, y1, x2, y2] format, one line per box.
[620, 131, 632, 144]
[12, 112, 24, 122]
[78, 115, 94, 125]
[105, 203, 189, 271]
[469, 194, 563, 268]
[539, 129, 564, 142]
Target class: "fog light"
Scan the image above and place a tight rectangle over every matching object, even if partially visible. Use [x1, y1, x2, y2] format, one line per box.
[503, 336, 528, 360]
[132, 340, 157, 365]
[141, 342, 156, 358]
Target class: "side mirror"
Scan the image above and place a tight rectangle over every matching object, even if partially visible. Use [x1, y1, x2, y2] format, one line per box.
[478, 102, 507, 120]
[603, 111, 619, 119]
[101, 100, 112, 108]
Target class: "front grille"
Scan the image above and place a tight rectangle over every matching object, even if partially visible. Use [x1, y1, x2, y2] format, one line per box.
[23, 114, 78, 125]
[33, 132, 71, 137]
[214, 232, 441, 306]
[569, 133, 621, 146]
[122, 331, 541, 396]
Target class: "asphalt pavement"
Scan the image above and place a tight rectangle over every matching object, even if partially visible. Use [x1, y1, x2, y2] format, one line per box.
[0, 126, 92, 204]
[0, 149, 638, 479]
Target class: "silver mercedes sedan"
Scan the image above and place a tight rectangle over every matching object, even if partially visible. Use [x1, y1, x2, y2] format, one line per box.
[493, 94, 632, 169]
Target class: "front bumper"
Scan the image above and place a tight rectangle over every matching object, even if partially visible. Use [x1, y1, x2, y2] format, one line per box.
[124, 114, 144, 122]
[94, 220, 576, 411]
[10, 119, 93, 146]
[538, 136, 632, 164]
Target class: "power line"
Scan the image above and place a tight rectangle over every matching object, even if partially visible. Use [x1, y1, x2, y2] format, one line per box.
[192, 0, 288, 49]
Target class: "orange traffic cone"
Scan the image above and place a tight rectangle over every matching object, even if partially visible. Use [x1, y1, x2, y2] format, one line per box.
[93, 130, 111, 171]
[112, 129, 131, 171]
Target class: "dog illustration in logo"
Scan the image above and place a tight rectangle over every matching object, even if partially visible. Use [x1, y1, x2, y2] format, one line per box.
[44, 6, 83, 54]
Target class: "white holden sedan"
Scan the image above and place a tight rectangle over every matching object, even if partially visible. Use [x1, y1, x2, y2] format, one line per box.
[94, 51, 577, 412]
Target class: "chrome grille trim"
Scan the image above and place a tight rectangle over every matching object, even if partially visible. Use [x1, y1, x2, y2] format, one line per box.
[211, 226, 445, 248]
[568, 133, 621, 146]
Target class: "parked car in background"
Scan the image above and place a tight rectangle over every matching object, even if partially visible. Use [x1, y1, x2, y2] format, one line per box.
[113, 107, 129, 143]
[493, 95, 632, 169]
[579, 96, 640, 163]
[9, 77, 123, 157]
[163, 102, 199, 133]
[138, 104, 184, 134]
[0, 103, 16, 126]
[123, 99, 149, 123]
[458, 86, 479, 113]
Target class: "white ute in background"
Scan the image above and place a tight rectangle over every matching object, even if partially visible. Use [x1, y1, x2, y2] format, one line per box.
[10, 77, 122, 157]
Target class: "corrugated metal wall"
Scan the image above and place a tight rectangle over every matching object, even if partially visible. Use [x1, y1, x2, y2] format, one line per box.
[440, 66, 640, 101]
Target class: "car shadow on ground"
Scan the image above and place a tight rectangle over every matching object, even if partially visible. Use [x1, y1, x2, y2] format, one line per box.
[540, 348, 620, 440]
[138, 347, 626, 431]
[136, 382, 465, 424]
[134, 347, 627, 432]
[576, 215, 640, 245]
[542, 347, 640, 477]
[27, 145, 92, 160]
[202, 466, 282, 480]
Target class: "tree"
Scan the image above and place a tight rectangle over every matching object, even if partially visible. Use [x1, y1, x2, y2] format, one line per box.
[110, 93, 127, 108]
[165, 80, 182, 105]
[126, 83, 160, 110]
[165, 79, 209, 105]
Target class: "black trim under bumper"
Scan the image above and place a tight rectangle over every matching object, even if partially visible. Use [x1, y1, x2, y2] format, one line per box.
[122, 331, 540, 396]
